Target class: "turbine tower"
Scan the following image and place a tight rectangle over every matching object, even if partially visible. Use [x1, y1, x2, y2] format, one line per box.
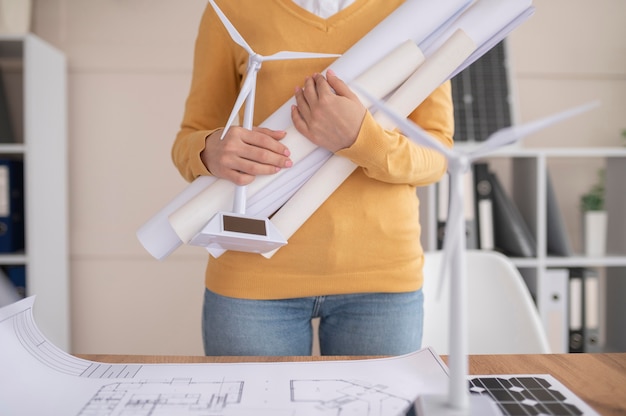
[356, 84, 597, 416]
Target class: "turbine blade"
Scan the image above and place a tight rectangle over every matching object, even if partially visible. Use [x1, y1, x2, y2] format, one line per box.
[351, 83, 456, 159]
[469, 101, 600, 161]
[208, 0, 254, 55]
[262, 51, 341, 62]
[220, 71, 256, 139]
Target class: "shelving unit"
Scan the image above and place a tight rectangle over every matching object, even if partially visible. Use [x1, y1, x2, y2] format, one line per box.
[0, 35, 69, 351]
[418, 146, 626, 353]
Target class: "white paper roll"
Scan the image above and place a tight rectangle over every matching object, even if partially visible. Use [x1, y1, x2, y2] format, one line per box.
[352, 39, 425, 107]
[374, 29, 477, 130]
[263, 30, 477, 259]
[139, 0, 538, 259]
[169, 6, 444, 247]
[200, 40, 427, 258]
[136, 175, 217, 259]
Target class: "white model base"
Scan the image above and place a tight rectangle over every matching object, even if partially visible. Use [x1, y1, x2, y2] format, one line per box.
[413, 394, 502, 416]
[190, 212, 287, 254]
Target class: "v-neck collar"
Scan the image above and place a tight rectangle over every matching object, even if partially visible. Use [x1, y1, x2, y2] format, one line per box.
[276, 0, 372, 30]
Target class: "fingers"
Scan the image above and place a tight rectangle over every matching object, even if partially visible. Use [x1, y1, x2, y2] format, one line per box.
[325, 69, 359, 102]
[293, 73, 333, 135]
[293, 76, 315, 123]
[291, 71, 366, 152]
[202, 127, 292, 186]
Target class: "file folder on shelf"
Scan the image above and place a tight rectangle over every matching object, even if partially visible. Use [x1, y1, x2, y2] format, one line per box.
[473, 162, 494, 250]
[0, 68, 15, 143]
[523, 268, 569, 353]
[435, 171, 478, 250]
[0, 159, 25, 253]
[5, 265, 26, 298]
[435, 174, 449, 250]
[0, 267, 21, 307]
[568, 267, 602, 353]
[584, 269, 601, 353]
[541, 269, 569, 353]
[568, 268, 585, 353]
[546, 170, 573, 256]
[463, 168, 478, 250]
[489, 170, 536, 257]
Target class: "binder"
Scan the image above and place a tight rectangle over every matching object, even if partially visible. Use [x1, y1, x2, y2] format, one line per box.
[473, 162, 494, 250]
[435, 171, 478, 249]
[0, 159, 25, 253]
[568, 267, 585, 353]
[523, 268, 569, 353]
[463, 168, 478, 250]
[0, 67, 14, 143]
[568, 267, 602, 353]
[489, 171, 536, 257]
[6, 265, 26, 298]
[539, 269, 569, 353]
[546, 170, 573, 256]
[0, 267, 21, 307]
[436, 173, 449, 249]
[584, 269, 601, 353]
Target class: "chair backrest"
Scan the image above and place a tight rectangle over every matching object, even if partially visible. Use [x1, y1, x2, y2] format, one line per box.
[421, 250, 551, 354]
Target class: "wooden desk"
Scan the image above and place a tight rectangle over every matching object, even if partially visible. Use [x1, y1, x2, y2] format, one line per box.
[81, 353, 626, 416]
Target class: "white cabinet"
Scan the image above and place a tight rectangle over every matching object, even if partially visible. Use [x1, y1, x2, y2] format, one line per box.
[418, 147, 626, 352]
[0, 35, 69, 351]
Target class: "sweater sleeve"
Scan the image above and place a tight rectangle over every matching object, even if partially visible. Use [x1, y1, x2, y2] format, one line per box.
[335, 80, 454, 187]
[171, 4, 241, 182]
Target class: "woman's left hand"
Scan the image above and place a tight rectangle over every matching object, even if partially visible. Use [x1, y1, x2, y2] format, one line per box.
[291, 69, 366, 152]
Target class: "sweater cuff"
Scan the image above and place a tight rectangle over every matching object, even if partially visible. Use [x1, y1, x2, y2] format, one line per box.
[335, 110, 390, 167]
[187, 129, 219, 178]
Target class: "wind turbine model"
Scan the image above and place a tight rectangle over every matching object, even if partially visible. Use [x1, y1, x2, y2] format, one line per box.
[200, 0, 340, 253]
[355, 84, 597, 416]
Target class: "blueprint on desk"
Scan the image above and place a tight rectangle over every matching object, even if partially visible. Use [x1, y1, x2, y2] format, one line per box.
[0, 297, 599, 416]
[0, 297, 449, 416]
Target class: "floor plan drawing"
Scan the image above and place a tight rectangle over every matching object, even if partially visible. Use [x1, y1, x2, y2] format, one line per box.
[0, 297, 450, 416]
[0, 297, 599, 416]
[78, 379, 247, 415]
[290, 379, 412, 415]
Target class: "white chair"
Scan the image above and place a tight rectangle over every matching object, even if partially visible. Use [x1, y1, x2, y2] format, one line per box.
[421, 250, 551, 354]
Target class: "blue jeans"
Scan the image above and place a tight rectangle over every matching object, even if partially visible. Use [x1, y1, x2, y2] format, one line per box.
[202, 288, 424, 356]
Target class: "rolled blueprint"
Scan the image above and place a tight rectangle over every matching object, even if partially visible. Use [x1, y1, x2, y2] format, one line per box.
[263, 29, 477, 258]
[165, 0, 473, 246]
[138, 0, 537, 260]
[427, 0, 535, 79]
[136, 175, 216, 259]
[138, 37, 428, 259]
[260, 0, 535, 258]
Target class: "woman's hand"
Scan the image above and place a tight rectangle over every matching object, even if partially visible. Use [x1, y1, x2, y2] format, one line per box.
[291, 69, 366, 152]
[201, 126, 292, 186]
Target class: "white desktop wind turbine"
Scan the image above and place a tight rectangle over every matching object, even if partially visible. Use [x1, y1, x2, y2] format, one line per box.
[201, 0, 340, 253]
[355, 84, 598, 416]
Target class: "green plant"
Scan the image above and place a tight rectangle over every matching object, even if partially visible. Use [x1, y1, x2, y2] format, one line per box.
[622, 129, 626, 146]
[580, 169, 605, 212]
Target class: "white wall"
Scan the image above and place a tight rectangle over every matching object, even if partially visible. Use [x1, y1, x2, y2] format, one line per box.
[30, 0, 626, 355]
[32, 0, 210, 355]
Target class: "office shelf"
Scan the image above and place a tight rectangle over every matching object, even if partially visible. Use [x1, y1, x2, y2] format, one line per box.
[0, 35, 69, 351]
[418, 147, 626, 352]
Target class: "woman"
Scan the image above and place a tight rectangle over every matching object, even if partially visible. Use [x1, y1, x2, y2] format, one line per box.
[172, 0, 453, 356]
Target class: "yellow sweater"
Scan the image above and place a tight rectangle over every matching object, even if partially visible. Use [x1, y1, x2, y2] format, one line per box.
[172, 0, 454, 300]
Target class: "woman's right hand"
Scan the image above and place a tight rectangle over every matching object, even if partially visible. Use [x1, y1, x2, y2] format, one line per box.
[201, 126, 292, 186]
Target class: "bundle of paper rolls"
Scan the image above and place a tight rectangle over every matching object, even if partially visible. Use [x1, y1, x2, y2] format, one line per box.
[137, 0, 535, 260]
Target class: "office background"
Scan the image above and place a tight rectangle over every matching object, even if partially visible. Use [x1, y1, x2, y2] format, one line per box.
[26, 0, 626, 355]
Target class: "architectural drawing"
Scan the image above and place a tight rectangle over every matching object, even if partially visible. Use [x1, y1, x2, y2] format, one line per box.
[0, 297, 448, 416]
[0, 297, 598, 415]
